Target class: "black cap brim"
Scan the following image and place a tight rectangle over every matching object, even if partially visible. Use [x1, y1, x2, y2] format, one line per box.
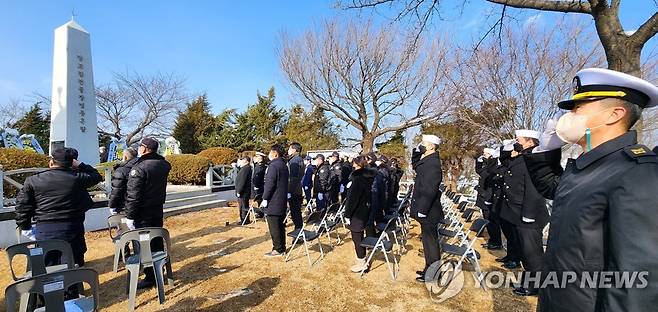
[558, 97, 607, 110]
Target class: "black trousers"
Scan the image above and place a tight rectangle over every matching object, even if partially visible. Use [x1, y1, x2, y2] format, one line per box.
[420, 222, 442, 271]
[517, 226, 544, 290]
[35, 221, 87, 267]
[288, 194, 303, 229]
[266, 215, 286, 253]
[349, 217, 367, 258]
[329, 189, 340, 207]
[237, 197, 250, 222]
[481, 205, 502, 246]
[303, 186, 312, 204]
[136, 218, 164, 282]
[500, 219, 522, 262]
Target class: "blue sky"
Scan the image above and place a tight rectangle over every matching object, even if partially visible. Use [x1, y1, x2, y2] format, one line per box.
[1, 0, 656, 116]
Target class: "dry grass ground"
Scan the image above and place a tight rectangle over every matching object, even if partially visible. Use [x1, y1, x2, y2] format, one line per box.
[0, 202, 538, 311]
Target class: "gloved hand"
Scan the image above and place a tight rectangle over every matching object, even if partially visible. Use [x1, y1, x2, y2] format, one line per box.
[477, 156, 484, 162]
[109, 208, 118, 215]
[534, 118, 567, 153]
[318, 193, 324, 201]
[287, 193, 291, 199]
[502, 139, 515, 152]
[260, 200, 268, 208]
[417, 212, 427, 218]
[254, 187, 259, 191]
[21, 228, 36, 241]
[345, 218, 351, 225]
[304, 186, 309, 190]
[522, 217, 536, 223]
[340, 185, 345, 193]
[236, 193, 241, 198]
[125, 219, 136, 230]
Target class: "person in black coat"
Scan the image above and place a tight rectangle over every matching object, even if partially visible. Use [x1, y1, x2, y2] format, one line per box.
[328, 151, 342, 207]
[108, 148, 138, 214]
[124, 138, 172, 289]
[389, 158, 404, 208]
[339, 156, 353, 200]
[235, 156, 253, 224]
[312, 154, 331, 211]
[523, 69, 658, 312]
[15, 147, 102, 267]
[500, 130, 549, 296]
[475, 148, 503, 250]
[252, 152, 267, 207]
[365, 152, 386, 237]
[411, 135, 444, 282]
[287, 143, 304, 229]
[301, 156, 315, 204]
[260, 144, 290, 257]
[344, 156, 375, 272]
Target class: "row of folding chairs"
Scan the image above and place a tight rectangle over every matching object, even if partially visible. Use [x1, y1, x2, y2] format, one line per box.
[4, 239, 99, 312]
[436, 188, 489, 288]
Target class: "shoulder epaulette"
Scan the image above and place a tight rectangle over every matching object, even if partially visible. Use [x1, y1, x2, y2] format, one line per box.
[623, 144, 658, 163]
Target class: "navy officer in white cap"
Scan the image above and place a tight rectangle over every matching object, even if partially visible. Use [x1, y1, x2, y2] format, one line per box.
[525, 68, 658, 312]
[410, 134, 445, 282]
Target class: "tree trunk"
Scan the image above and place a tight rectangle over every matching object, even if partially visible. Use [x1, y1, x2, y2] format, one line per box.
[604, 42, 643, 76]
[362, 132, 375, 153]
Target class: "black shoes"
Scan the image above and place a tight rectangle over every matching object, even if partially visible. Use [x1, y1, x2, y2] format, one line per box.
[502, 261, 521, 269]
[136, 279, 155, 290]
[513, 287, 538, 296]
[416, 270, 425, 276]
[415, 275, 427, 283]
[485, 244, 503, 250]
[495, 256, 510, 263]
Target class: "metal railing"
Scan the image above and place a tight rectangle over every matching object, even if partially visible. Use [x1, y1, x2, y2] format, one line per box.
[0, 165, 112, 210]
[206, 165, 236, 188]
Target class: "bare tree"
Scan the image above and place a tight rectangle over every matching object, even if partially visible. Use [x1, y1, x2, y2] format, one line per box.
[96, 72, 188, 145]
[342, 0, 658, 76]
[0, 98, 29, 128]
[278, 20, 453, 152]
[445, 19, 605, 139]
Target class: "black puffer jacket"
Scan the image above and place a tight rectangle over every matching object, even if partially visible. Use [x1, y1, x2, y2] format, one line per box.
[313, 163, 331, 195]
[124, 152, 171, 222]
[108, 158, 138, 211]
[15, 163, 103, 230]
[344, 168, 375, 222]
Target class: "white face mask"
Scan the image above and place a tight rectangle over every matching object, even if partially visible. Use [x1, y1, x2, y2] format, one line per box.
[555, 109, 610, 150]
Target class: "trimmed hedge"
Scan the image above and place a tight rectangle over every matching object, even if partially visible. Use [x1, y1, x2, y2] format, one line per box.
[166, 154, 211, 185]
[197, 147, 239, 166]
[0, 148, 50, 197]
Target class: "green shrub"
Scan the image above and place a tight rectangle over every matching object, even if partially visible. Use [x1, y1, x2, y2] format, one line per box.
[0, 148, 50, 198]
[197, 147, 239, 165]
[165, 154, 211, 185]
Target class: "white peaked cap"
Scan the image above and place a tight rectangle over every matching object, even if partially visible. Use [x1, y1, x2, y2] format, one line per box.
[515, 129, 540, 139]
[422, 134, 442, 145]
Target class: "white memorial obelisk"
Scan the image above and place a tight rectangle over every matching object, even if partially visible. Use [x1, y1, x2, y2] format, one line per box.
[49, 18, 99, 165]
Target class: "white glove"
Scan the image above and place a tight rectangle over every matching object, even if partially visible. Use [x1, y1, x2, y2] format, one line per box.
[21, 228, 36, 241]
[254, 187, 259, 191]
[125, 219, 136, 230]
[522, 217, 536, 223]
[236, 193, 241, 198]
[502, 139, 515, 152]
[109, 208, 118, 215]
[304, 186, 309, 190]
[340, 185, 345, 193]
[260, 200, 268, 208]
[477, 156, 484, 162]
[287, 193, 291, 199]
[534, 118, 567, 153]
[417, 212, 427, 218]
[345, 218, 351, 225]
[318, 193, 324, 201]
